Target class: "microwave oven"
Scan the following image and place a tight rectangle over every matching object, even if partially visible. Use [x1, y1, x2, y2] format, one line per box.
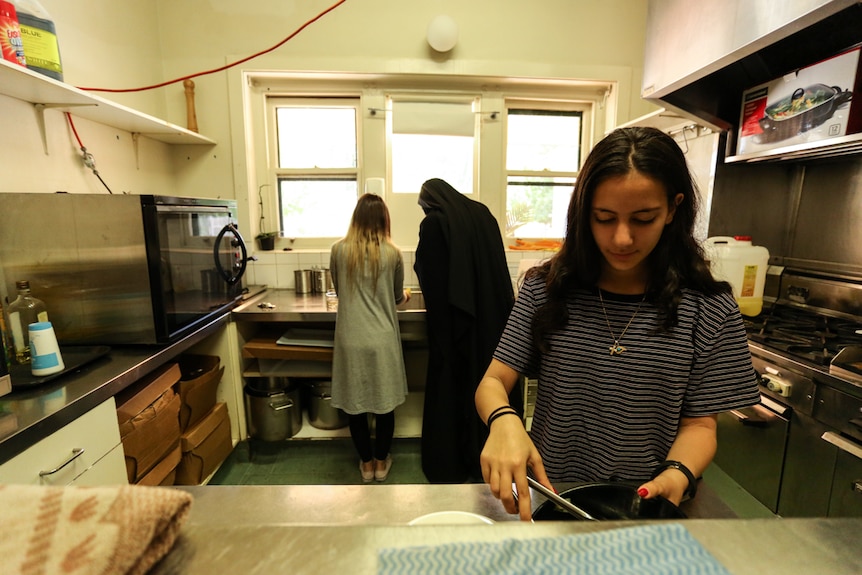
[0, 193, 250, 345]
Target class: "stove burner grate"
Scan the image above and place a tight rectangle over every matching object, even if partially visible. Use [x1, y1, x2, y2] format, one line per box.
[745, 306, 862, 366]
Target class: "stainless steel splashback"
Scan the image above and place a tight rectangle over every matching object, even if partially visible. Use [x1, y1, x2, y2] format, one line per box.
[0, 193, 157, 344]
[708, 153, 862, 278]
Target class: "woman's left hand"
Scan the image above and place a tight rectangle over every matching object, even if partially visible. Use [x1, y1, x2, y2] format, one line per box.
[635, 470, 687, 505]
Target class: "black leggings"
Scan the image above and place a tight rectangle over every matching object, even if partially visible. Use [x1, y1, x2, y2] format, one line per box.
[349, 411, 395, 462]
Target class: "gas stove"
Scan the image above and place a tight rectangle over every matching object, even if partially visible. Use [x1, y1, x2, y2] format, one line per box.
[744, 268, 862, 386]
[745, 307, 862, 370]
[719, 266, 862, 517]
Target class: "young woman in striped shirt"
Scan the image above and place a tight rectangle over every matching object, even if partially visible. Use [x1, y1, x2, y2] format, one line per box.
[475, 127, 761, 520]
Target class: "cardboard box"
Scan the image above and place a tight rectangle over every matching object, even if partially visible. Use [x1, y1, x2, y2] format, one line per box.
[177, 354, 223, 432]
[115, 362, 182, 425]
[118, 382, 182, 484]
[116, 362, 183, 483]
[737, 46, 862, 155]
[174, 402, 232, 485]
[137, 442, 181, 486]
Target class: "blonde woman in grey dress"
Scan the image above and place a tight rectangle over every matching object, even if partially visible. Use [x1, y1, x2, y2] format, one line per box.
[330, 193, 411, 482]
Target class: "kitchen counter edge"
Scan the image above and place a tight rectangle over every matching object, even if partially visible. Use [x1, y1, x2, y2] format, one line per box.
[0, 312, 230, 466]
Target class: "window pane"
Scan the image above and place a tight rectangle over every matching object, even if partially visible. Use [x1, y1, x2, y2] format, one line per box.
[506, 110, 581, 172]
[278, 178, 357, 237]
[506, 176, 574, 238]
[391, 133, 473, 194]
[276, 107, 357, 169]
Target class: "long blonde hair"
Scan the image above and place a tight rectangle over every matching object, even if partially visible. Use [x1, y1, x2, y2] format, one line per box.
[341, 193, 397, 290]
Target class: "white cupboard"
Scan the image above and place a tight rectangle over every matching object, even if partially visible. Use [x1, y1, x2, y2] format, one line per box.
[0, 398, 127, 485]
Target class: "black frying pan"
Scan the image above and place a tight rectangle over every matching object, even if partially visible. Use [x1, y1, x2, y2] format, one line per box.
[531, 482, 686, 521]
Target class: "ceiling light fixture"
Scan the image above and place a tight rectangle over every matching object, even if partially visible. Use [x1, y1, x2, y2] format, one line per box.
[426, 15, 458, 53]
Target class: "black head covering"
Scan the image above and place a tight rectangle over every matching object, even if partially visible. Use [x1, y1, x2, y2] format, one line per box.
[417, 178, 511, 317]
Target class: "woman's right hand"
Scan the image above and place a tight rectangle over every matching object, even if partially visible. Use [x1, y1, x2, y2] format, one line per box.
[480, 414, 549, 521]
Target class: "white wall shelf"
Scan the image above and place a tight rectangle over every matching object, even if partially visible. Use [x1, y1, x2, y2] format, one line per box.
[0, 60, 215, 146]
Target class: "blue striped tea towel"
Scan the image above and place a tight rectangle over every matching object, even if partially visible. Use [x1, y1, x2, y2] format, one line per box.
[378, 523, 730, 575]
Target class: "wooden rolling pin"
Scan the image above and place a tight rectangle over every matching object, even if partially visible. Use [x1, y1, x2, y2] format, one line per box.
[184, 79, 199, 133]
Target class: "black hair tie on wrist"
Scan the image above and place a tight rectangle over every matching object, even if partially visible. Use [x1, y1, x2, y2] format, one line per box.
[651, 460, 698, 500]
[486, 409, 520, 429]
[486, 405, 513, 422]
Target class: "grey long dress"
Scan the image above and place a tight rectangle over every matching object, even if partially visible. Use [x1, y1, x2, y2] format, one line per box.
[329, 241, 408, 415]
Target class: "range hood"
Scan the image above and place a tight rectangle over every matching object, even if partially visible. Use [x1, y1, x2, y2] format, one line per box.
[643, 0, 862, 162]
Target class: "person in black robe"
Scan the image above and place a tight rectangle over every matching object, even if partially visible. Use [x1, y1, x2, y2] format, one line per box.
[414, 178, 522, 483]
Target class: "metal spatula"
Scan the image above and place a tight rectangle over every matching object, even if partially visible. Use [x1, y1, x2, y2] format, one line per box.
[526, 476, 598, 521]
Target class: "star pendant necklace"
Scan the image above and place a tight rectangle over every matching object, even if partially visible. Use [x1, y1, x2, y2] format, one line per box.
[598, 289, 645, 356]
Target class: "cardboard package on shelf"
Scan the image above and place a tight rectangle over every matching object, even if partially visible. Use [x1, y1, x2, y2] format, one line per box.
[174, 402, 232, 485]
[137, 443, 182, 486]
[115, 363, 183, 483]
[177, 354, 224, 432]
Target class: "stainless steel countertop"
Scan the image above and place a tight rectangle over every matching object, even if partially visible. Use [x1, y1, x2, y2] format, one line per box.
[232, 289, 427, 323]
[156, 485, 862, 574]
[176, 480, 736, 525]
[0, 313, 231, 465]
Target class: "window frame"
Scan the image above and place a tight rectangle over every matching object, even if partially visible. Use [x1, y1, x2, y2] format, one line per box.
[265, 95, 363, 242]
[243, 72, 611, 249]
[503, 99, 593, 239]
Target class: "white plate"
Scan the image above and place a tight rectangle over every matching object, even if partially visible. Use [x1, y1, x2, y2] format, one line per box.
[407, 511, 495, 525]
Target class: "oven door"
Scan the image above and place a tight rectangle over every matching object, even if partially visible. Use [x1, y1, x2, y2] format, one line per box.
[715, 394, 789, 513]
[821, 431, 862, 517]
[144, 198, 248, 342]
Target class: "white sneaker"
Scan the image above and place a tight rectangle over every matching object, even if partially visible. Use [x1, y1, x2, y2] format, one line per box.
[359, 460, 374, 483]
[374, 455, 392, 482]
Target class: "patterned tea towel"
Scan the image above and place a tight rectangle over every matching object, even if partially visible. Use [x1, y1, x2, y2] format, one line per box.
[0, 484, 192, 575]
[379, 523, 731, 575]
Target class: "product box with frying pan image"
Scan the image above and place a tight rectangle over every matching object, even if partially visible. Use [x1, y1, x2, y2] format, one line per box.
[736, 46, 862, 156]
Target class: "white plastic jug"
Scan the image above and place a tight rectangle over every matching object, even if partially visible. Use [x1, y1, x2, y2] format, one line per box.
[704, 236, 770, 317]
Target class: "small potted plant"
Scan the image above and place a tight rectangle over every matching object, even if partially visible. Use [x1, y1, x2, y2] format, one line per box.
[255, 231, 277, 251]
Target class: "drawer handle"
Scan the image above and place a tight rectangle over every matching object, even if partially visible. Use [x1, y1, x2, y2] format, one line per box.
[821, 431, 862, 460]
[39, 447, 85, 477]
[730, 409, 768, 428]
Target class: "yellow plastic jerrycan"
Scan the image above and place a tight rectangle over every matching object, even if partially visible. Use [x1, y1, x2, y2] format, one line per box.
[705, 236, 770, 317]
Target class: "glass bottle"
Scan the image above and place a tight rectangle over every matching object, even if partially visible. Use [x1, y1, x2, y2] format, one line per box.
[5, 280, 48, 365]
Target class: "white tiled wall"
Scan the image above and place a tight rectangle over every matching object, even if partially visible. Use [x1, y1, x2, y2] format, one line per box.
[244, 249, 553, 292]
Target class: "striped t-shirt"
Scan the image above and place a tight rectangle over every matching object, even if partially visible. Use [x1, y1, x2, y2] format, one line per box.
[493, 274, 761, 483]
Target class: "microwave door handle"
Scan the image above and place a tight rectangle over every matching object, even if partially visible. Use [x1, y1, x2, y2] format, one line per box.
[214, 223, 248, 284]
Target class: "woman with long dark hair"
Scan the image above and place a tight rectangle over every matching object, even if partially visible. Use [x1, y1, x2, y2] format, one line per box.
[476, 127, 760, 519]
[330, 193, 410, 482]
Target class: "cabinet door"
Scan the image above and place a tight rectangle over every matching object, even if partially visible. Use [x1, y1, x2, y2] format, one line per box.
[826, 434, 862, 518]
[69, 443, 128, 487]
[0, 398, 125, 485]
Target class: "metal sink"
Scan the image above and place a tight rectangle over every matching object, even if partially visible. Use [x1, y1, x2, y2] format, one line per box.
[396, 290, 425, 312]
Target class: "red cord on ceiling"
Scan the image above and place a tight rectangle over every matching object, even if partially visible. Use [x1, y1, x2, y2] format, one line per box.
[76, 0, 348, 93]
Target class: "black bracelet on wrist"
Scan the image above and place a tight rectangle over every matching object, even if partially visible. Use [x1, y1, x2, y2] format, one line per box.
[486, 405, 513, 422]
[651, 460, 698, 499]
[486, 409, 520, 428]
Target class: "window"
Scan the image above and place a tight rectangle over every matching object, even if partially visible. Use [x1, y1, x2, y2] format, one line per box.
[389, 98, 477, 195]
[505, 106, 586, 238]
[268, 98, 360, 238]
[249, 73, 606, 247]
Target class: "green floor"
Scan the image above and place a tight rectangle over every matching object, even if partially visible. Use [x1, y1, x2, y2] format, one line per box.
[209, 437, 430, 485]
[210, 437, 775, 519]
